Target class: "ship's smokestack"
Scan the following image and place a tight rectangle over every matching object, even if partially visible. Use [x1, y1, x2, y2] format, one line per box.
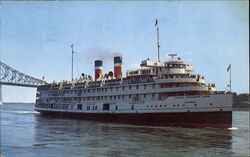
[95, 60, 103, 80]
[114, 56, 122, 79]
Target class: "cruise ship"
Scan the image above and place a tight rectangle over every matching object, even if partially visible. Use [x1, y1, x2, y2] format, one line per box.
[35, 53, 232, 128]
[35, 20, 232, 128]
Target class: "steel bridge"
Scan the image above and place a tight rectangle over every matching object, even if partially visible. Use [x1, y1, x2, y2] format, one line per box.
[0, 61, 47, 103]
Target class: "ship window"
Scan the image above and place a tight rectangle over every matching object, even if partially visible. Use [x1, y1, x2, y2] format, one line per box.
[183, 104, 185, 106]
[122, 86, 125, 90]
[155, 105, 157, 107]
[122, 95, 124, 99]
[101, 88, 104, 92]
[210, 103, 213, 106]
[103, 103, 110, 110]
[136, 85, 139, 89]
[110, 96, 113, 100]
[95, 106, 97, 110]
[177, 104, 179, 107]
[152, 93, 155, 98]
[116, 87, 119, 91]
[129, 86, 131, 90]
[92, 89, 95, 93]
[131, 105, 134, 110]
[220, 109, 223, 111]
[152, 84, 155, 88]
[92, 106, 95, 110]
[104, 96, 107, 100]
[194, 104, 197, 106]
[151, 105, 153, 107]
[165, 105, 167, 107]
[115, 106, 118, 110]
[173, 104, 175, 107]
[144, 94, 146, 98]
[114, 96, 116, 100]
[110, 87, 113, 91]
[105, 88, 107, 92]
[118, 95, 120, 99]
[160, 105, 162, 107]
[129, 94, 131, 98]
[144, 84, 147, 89]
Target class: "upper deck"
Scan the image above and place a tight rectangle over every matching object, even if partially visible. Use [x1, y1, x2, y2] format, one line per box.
[37, 54, 216, 93]
[127, 55, 193, 77]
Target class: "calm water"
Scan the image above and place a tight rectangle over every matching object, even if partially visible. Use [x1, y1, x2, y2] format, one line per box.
[0, 105, 249, 157]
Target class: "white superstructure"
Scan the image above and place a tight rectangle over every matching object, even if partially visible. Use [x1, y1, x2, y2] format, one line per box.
[35, 55, 232, 115]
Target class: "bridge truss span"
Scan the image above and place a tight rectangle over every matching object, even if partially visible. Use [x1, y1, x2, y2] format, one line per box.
[0, 61, 47, 87]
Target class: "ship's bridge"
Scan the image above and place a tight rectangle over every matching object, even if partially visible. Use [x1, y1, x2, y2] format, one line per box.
[129, 54, 193, 77]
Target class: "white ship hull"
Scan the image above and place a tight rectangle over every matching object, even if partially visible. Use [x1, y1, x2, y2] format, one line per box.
[35, 94, 233, 128]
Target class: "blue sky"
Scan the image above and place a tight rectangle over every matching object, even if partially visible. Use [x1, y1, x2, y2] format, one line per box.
[0, 1, 249, 102]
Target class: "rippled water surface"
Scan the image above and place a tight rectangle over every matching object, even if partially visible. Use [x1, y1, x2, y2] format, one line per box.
[0, 104, 249, 157]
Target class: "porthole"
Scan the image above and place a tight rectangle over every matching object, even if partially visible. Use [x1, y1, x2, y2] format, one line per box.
[194, 104, 197, 106]
[210, 103, 213, 106]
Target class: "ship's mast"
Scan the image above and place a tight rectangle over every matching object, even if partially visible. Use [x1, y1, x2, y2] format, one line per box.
[155, 19, 160, 62]
[71, 44, 74, 81]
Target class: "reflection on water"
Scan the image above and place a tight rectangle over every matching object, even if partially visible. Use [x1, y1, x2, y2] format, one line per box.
[33, 116, 234, 157]
[1, 105, 249, 157]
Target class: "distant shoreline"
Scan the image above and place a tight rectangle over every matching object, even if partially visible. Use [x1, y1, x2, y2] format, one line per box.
[3, 102, 35, 105]
[233, 108, 249, 112]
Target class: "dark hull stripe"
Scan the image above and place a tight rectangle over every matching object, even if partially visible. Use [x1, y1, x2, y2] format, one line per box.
[37, 110, 232, 129]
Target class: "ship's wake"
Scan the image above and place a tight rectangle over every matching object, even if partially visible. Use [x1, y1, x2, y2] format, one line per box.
[0, 109, 39, 114]
[228, 127, 238, 130]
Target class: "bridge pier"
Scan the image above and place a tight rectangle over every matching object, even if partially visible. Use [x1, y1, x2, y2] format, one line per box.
[0, 84, 2, 105]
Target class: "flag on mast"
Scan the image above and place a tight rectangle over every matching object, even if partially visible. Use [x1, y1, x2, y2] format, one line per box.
[227, 64, 231, 72]
[155, 19, 158, 26]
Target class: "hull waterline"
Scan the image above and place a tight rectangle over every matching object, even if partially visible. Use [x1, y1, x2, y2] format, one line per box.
[37, 110, 232, 129]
